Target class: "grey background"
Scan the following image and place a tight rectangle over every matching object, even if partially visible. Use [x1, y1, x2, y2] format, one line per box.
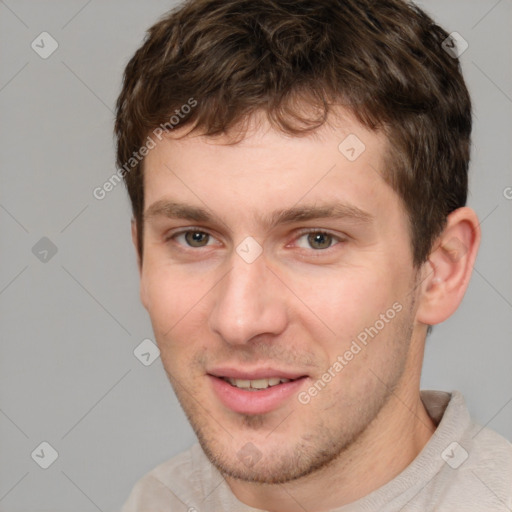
[0, 0, 510, 510]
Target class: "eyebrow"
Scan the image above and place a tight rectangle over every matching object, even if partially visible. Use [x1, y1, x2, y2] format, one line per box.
[144, 200, 373, 229]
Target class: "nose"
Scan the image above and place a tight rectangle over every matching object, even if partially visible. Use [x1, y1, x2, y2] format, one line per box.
[208, 251, 288, 346]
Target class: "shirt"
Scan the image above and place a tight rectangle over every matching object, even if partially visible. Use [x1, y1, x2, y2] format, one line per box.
[121, 390, 512, 511]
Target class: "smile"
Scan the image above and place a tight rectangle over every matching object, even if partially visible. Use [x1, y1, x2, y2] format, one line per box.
[209, 374, 308, 414]
[222, 377, 293, 390]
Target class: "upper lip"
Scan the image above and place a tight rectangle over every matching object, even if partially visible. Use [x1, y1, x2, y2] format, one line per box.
[208, 367, 307, 380]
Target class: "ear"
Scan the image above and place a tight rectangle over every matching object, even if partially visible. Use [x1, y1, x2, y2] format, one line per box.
[131, 219, 149, 310]
[416, 207, 481, 326]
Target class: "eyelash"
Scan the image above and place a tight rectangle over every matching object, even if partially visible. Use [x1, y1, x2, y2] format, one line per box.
[167, 229, 218, 249]
[291, 228, 345, 251]
[166, 227, 345, 253]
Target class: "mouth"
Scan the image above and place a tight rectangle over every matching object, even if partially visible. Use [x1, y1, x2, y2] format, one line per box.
[221, 376, 297, 390]
[207, 370, 309, 415]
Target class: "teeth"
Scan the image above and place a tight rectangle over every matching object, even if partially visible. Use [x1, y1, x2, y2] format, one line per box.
[252, 378, 271, 389]
[225, 377, 292, 390]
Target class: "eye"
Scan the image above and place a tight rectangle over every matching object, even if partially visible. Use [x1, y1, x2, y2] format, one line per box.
[295, 231, 340, 250]
[173, 230, 213, 248]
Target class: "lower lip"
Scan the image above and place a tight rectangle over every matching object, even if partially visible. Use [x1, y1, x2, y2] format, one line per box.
[208, 375, 307, 415]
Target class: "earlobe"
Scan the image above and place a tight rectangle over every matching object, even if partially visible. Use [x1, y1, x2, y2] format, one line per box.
[416, 207, 481, 326]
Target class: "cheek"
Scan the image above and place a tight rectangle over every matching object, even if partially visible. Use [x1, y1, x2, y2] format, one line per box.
[142, 273, 203, 379]
[289, 263, 413, 384]
[290, 265, 400, 337]
[142, 265, 207, 338]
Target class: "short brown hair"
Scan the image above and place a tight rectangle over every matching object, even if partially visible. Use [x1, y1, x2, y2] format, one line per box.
[114, 0, 471, 265]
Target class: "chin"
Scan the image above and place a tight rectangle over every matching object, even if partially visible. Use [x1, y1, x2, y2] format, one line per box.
[192, 420, 358, 485]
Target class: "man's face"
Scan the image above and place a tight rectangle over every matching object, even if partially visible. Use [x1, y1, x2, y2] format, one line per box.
[138, 112, 423, 484]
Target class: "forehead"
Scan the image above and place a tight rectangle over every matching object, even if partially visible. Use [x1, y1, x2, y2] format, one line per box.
[157, 108, 388, 164]
[141, 109, 403, 230]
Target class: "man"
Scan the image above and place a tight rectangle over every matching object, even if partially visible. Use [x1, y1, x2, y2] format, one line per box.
[116, 0, 512, 510]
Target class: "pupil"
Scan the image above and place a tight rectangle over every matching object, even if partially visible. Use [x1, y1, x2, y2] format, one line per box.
[186, 231, 208, 247]
[308, 232, 331, 249]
